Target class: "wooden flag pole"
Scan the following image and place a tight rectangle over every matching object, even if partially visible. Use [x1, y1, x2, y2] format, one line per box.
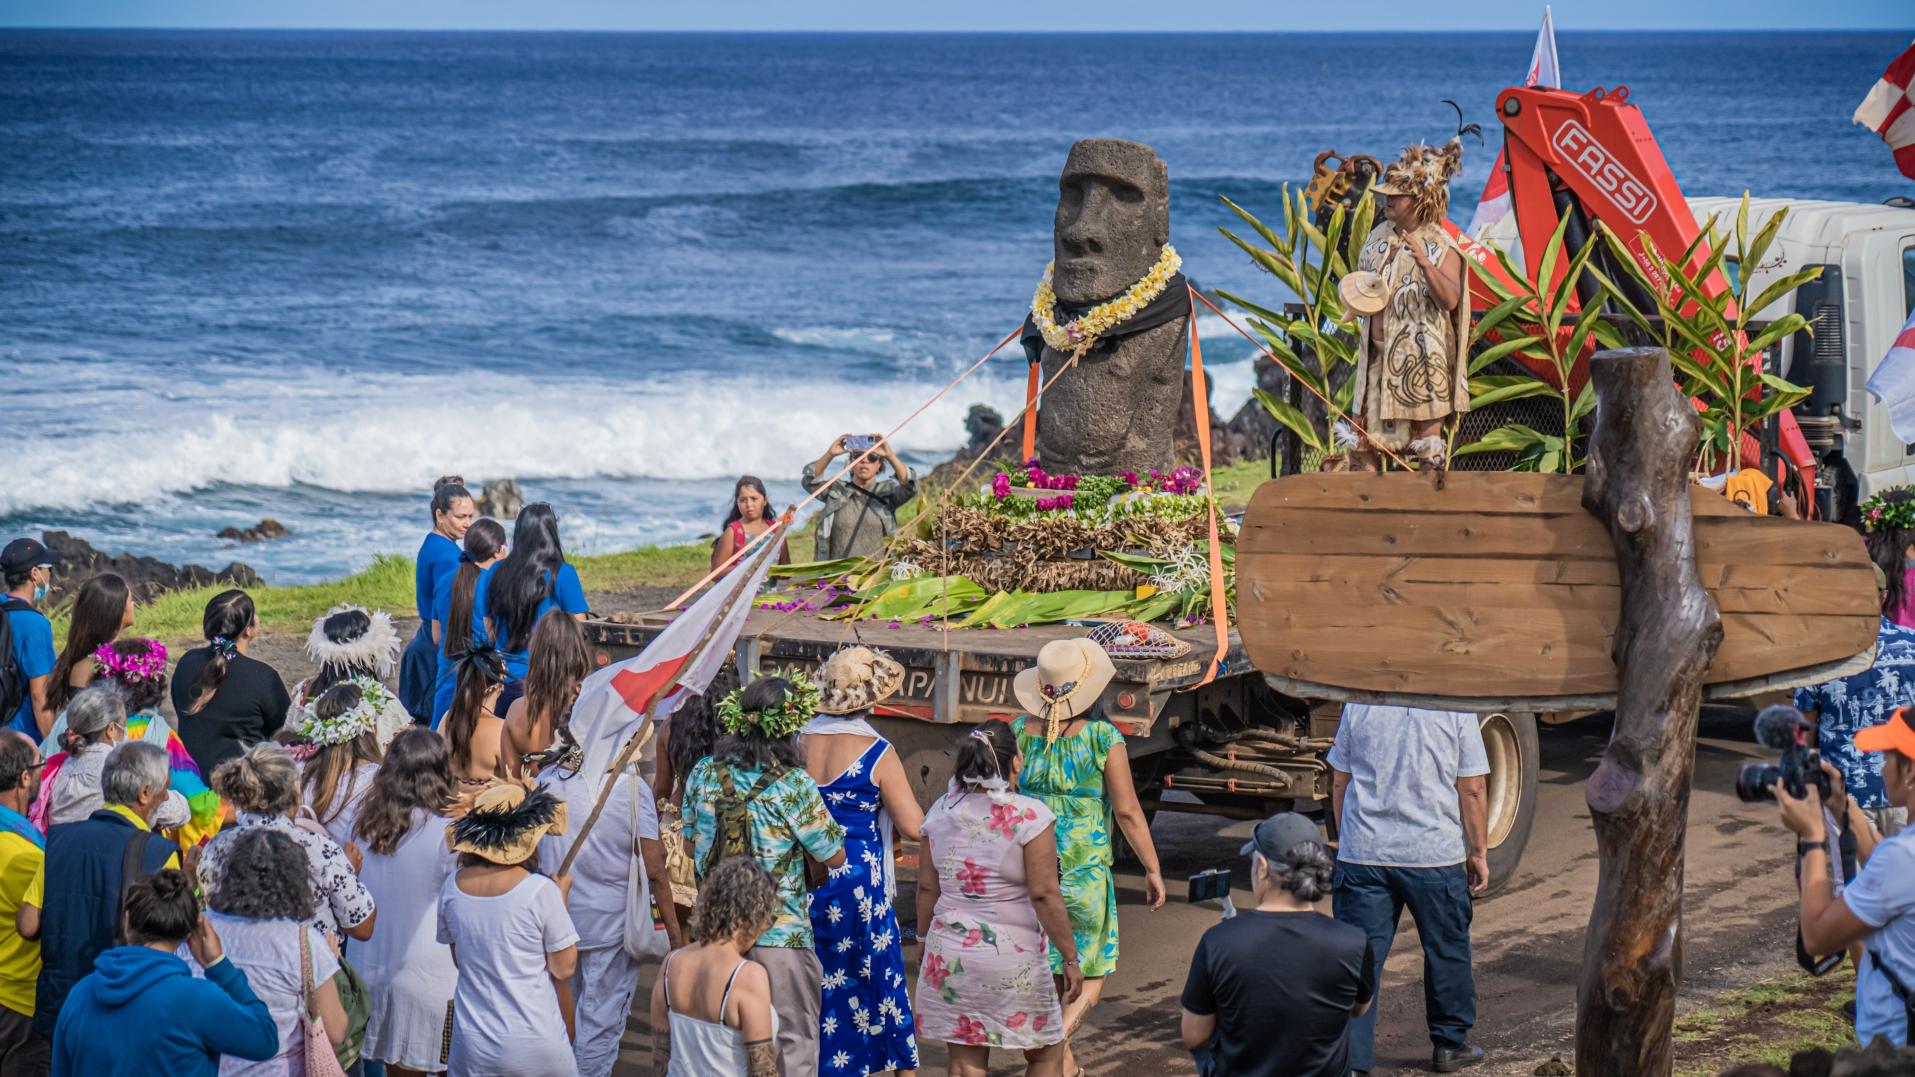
[556, 537, 780, 878]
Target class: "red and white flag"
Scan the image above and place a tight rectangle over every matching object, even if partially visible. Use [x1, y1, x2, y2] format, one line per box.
[1854, 38, 1915, 181]
[568, 529, 781, 782]
[1867, 306, 1915, 444]
[1467, 6, 1560, 242]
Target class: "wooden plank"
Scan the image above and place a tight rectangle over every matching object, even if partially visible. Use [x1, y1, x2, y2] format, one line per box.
[1245, 470, 1747, 518]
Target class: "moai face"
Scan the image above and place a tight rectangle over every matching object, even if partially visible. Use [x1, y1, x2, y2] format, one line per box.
[1051, 140, 1172, 307]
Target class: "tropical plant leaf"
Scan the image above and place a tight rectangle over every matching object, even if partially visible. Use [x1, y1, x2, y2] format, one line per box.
[1468, 334, 1546, 374]
[1535, 213, 1572, 312]
[1743, 268, 1826, 327]
[1469, 379, 1558, 409]
[1253, 389, 1327, 452]
[1452, 423, 1556, 457]
[1746, 313, 1811, 358]
[1219, 196, 1287, 256]
[1472, 293, 1533, 343]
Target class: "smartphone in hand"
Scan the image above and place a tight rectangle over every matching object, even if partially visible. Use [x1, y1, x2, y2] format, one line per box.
[844, 434, 880, 454]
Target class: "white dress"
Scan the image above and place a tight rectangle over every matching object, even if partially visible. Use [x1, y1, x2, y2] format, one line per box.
[355, 812, 459, 1072]
[188, 913, 340, 1077]
[436, 871, 580, 1077]
[304, 761, 380, 850]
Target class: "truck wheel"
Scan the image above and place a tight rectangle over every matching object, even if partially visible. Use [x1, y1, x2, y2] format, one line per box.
[1478, 711, 1538, 897]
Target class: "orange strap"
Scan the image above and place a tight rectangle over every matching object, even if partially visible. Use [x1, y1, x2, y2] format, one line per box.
[1187, 292, 1231, 687]
[1021, 359, 1040, 462]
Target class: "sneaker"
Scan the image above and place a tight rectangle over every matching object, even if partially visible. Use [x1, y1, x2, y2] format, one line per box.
[1432, 1044, 1486, 1072]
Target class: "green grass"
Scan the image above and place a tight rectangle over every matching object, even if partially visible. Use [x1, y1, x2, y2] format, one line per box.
[1673, 971, 1855, 1077]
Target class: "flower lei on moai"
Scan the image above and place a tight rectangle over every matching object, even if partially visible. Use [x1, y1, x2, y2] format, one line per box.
[760, 458, 1234, 630]
[1861, 489, 1915, 533]
[1030, 244, 1182, 359]
[295, 675, 392, 746]
[717, 670, 821, 739]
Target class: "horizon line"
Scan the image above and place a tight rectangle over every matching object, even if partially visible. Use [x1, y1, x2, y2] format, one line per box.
[1, 25, 1905, 35]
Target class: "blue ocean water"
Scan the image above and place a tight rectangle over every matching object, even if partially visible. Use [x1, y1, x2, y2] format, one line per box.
[0, 29, 1906, 582]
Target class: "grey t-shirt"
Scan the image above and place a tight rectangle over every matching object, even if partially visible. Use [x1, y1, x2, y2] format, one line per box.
[1843, 827, 1915, 1046]
[1325, 705, 1489, 868]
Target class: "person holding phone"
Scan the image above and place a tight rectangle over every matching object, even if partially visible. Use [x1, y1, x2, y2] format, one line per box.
[801, 433, 917, 561]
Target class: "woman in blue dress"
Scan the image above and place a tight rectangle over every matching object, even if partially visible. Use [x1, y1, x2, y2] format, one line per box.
[400, 476, 473, 721]
[475, 502, 589, 715]
[431, 518, 507, 728]
[802, 646, 923, 1077]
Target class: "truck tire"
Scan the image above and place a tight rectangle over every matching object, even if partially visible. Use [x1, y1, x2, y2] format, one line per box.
[1478, 711, 1538, 896]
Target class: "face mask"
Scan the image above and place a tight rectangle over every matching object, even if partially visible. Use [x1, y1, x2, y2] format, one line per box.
[31, 585, 46, 603]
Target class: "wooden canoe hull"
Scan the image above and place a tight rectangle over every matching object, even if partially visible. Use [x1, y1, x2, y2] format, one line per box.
[1236, 473, 1879, 711]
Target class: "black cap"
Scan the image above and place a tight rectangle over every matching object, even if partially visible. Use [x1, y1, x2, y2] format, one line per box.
[0, 539, 57, 576]
[1240, 812, 1322, 861]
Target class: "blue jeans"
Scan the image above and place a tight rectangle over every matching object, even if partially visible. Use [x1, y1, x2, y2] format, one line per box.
[1333, 862, 1477, 1072]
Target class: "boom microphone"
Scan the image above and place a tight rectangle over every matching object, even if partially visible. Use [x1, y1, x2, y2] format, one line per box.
[1752, 704, 1807, 751]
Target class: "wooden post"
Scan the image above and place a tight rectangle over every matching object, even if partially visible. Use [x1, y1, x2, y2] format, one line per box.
[1574, 347, 1724, 1076]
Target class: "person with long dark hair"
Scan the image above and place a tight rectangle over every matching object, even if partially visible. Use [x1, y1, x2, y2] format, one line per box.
[46, 573, 133, 715]
[170, 590, 291, 774]
[1863, 487, 1915, 626]
[288, 604, 410, 750]
[295, 682, 386, 849]
[501, 612, 592, 780]
[353, 730, 460, 1077]
[402, 476, 475, 722]
[442, 645, 508, 799]
[656, 685, 724, 926]
[477, 503, 588, 714]
[685, 674, 846, 1077]
[710, 476, 790, 572]
[431, 517, 507, 729]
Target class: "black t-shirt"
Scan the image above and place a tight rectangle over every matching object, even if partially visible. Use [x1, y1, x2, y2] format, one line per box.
[1180, 910, 1375, 1077]
[169, 648, 292, 774]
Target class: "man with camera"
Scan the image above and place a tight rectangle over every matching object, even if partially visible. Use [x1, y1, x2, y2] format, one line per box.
[801, 433, 917, 561]
[1774, 705, 1915, 1047]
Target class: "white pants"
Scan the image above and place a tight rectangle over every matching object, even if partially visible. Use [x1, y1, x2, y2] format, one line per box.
[569, 944, 643, 1077]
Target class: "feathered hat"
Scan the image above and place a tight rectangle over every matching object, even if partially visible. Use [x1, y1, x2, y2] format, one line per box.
[1373, 100, 1481, 223]
[304, 604, 402, 679]
[446, 782, 569, 865]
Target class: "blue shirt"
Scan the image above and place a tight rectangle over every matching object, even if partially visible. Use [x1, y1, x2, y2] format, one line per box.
[1795, 618, 1915, 810]
[5, 606, 53, 737]
[430, 571, 464, 727]
[1842, 827, 1915, 1046]
[472, 563, 588, 684]
[414, 532, 463, 624]
[1325, 705, 1489, 868]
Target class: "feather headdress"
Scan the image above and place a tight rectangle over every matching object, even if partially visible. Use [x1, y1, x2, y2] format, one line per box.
[446, 783, 569, 864]
[1374, 139, 1466, 222]
[304, 604, 402, 678]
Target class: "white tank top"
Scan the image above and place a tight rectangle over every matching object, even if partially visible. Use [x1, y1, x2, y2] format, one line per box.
[664, 953, 779, 1076]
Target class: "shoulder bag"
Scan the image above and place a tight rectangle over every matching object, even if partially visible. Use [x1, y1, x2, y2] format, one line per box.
[299, 926, 350, 1077]
[622, 769, 671, 961]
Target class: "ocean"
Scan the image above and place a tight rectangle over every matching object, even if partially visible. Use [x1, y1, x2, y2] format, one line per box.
[1, 29, 1906, 582]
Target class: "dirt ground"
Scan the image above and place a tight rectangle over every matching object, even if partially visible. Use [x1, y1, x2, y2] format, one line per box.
[241, 600, 1837, 1077]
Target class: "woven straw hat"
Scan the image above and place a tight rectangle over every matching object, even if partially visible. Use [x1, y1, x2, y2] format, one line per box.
[814, 646, 906, 716]
[1338, 271, 1389, 316]
[446, 782, 569, 865]
[1013, 638, 1117, 738]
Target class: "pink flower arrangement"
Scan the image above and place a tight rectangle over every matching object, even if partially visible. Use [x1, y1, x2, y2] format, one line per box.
[991, 472, 1012, 499]
[1033, 495, 1074, 512]
[93, 641, 166, 683]
[1148, 466, 1205, 495]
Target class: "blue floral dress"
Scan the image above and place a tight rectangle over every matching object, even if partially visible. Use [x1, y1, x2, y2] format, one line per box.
[808, 738, 920, 1076]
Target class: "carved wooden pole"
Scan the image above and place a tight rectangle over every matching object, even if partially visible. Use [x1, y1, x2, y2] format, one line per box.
[1575, 347, 1724, 1076]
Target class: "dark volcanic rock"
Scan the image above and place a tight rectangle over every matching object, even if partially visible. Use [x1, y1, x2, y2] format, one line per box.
[476, 478, 524, 520]
[216, 518, 290, 543]
[44, 531, 262, 603]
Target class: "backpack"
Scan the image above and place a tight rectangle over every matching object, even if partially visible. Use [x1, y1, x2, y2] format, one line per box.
[698, 765, 781, 878]
[0, 597, 32, 725]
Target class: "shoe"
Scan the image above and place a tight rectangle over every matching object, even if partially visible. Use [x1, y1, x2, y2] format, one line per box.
[1432, 1044, 1485, 1072]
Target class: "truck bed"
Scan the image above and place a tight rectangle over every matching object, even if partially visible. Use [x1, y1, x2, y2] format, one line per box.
[586, 607, 1247, 735]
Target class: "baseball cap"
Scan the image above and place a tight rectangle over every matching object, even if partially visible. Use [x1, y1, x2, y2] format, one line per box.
[1240, 811, 1323, 861]
[1856, 706, 1915, 757]
[0, 538, 58, 576]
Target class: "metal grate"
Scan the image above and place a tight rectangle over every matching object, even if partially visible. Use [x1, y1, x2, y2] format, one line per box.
[1450, 358, 1572, 472]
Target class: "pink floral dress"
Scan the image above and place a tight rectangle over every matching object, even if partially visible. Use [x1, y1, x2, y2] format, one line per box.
[914, 784, 1063, 1050]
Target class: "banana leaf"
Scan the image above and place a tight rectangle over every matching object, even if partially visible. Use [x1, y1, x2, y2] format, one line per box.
[848, 576, 986, 621]
[768, 557, 865, 582]
[958, 589, 1138, 629]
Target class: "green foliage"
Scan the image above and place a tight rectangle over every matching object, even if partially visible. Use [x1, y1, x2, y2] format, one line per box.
[1457, 213, 1628, 473]
[1217, 186, 1375, 459]
[1589, 192, 1819, 473]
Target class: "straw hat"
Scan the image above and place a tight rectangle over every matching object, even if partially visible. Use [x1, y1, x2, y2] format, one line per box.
[1013, 638, 1117, 742]
[1338, 271, 1388, 316]
[814, 646, 906, 716]
[446, 782, 569, 865]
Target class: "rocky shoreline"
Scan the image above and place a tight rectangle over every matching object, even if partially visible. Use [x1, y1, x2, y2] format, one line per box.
[42, 530, 261, 604]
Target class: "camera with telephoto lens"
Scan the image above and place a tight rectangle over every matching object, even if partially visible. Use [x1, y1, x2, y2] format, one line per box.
[1734, 704, 1832, 803]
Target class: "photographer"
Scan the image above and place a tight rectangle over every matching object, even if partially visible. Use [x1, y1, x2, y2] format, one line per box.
[801, 433, 916, 561]
[1793, 563, 1915, 838]
[1775, 706, 1915, 1047]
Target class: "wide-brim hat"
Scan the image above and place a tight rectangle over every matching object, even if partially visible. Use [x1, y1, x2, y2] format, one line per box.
[814, 646, 906, 716]
[1013, 637, 1117, 726]
[1338, 271, 1388, 316]
[446, 782, 569, 865]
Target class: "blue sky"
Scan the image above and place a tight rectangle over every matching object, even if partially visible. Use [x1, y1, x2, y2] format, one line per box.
[2, 0, 1906, 32]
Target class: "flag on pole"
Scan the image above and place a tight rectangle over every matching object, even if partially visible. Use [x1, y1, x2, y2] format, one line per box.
[568, 529, 781, 782]
[1467, 6, 1560, 245]
[1866, 306, 1915, 445]
[1854, 38, 1915, 181]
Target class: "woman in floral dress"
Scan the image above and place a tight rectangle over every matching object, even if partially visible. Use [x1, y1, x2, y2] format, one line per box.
[1012, 638, 1166, 1077]
[804, 647, 924, 1076]
[915, 721, 1082, 1077]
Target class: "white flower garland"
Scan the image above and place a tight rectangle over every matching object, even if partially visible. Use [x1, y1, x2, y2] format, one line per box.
[1030, 244, 1182, 354]
[295, 674, 391, 746]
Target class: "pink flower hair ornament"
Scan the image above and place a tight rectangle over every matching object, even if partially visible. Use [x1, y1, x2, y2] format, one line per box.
[93, 641, 168, 684]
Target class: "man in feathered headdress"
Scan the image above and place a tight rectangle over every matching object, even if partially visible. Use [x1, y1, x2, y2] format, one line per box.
[1346, 137, 1472, 473]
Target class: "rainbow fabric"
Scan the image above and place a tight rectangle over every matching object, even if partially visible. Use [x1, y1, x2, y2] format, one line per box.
[126, 713, 225, 847]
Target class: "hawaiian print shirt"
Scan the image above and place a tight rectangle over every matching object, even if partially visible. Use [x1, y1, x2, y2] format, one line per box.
[685, 758, 845, 948]
[1795, 618, 1915, 809]
[197, 809, 377, 942]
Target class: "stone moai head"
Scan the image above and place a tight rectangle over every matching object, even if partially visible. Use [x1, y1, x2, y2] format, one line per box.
[1051, 139, 1172, 307]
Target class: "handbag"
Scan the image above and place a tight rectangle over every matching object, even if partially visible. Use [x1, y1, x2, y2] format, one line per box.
[330, 958, 371, 1069]
[622, 769, 670, 961]
[299, 927, 350, 1077]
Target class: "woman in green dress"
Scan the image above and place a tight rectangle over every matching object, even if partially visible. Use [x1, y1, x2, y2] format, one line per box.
[1012, 637, 1167, 1077]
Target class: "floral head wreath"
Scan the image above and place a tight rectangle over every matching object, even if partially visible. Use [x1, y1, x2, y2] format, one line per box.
[1861, 489, 1915, 534]
[94, 641, 167, 684]
[294, 675, 390, 747]
[716, 670, 820, 740]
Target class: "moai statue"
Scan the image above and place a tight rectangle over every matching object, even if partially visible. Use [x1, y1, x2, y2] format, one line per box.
[1021, 139, 1188, 476]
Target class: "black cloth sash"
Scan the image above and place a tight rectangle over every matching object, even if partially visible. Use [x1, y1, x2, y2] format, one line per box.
[1020, 271, 1190, 365]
